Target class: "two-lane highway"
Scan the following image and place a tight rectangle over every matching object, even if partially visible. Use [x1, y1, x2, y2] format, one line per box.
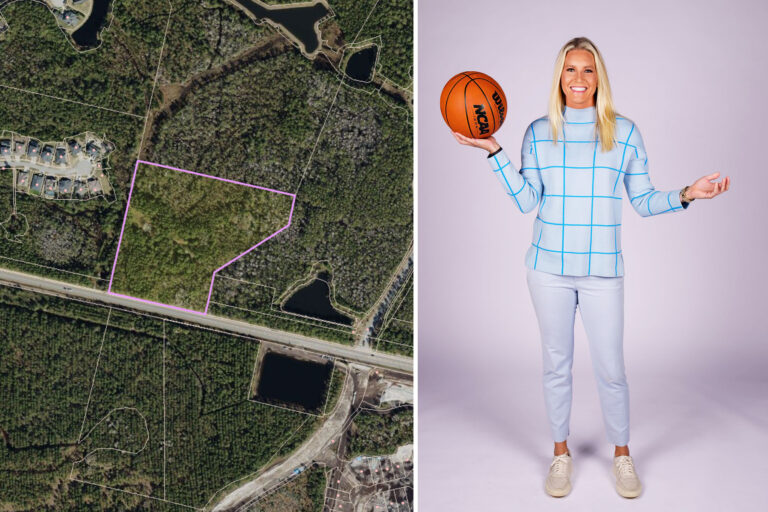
[0, 268, 413, 373]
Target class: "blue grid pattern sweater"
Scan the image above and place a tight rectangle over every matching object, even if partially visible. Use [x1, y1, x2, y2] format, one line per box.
[488, 105, 690, 277]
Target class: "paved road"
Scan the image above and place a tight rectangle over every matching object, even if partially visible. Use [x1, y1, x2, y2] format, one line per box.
[211, 363, 361, 511]
[0, 268, 413, 373]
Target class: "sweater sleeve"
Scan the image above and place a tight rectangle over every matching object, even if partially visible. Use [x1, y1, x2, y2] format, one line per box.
[486, 123, 543, 213]
[623, 124, 691, 217]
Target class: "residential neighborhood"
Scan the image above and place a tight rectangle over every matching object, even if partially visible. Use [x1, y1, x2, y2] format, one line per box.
[1, 131, 113, 200]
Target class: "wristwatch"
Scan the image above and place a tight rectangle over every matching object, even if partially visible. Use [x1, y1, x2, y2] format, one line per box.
[680, 185, 694, 203]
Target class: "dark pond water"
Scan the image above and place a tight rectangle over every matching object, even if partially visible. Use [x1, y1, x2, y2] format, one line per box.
[256, 352, 332, 413]
[71, 0, 111, 49]
[345, 45, 378, 81]
[283, 271, 353, 325]
[233, 0, 328, 54]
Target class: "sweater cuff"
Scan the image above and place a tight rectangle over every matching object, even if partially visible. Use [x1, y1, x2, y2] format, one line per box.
[487, 146, 503, 158]
[487, 148, 512, 174]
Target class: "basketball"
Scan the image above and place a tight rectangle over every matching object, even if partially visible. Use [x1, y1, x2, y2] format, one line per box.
[440, 71, 507, 138]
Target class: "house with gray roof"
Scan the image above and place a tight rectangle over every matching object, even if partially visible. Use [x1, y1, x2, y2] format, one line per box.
[16, 171, 29, 188]
[59, 178, 73, 195]
[44, 176, 57, 198]
[85, 141, 101, 158]
[27, 139, 40, 158]
[41, 145, 54, 163]
[67, 139, 81, 156]
[74, 180, 88, 197]
[54, 147, 67, 165]
[87, 178, 102, 195]
[30, 173, 44, 194]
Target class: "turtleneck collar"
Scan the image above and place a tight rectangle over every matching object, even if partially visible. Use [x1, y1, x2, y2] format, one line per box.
[563, 105, 596, 123]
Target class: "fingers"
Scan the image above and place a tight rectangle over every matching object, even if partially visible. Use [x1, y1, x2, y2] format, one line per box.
[701, 173, 730, 199]
[452, 131, 489, 150]
[453, 131, 474, 146]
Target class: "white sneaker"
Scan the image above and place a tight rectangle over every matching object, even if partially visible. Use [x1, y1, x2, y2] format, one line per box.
[613, 455, 642, 498]
[545, 452, 572, 497]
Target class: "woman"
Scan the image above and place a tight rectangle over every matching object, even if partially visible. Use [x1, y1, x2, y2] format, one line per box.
[453, 37, 730, 499]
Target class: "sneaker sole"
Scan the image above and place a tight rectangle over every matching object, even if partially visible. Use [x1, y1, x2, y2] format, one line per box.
[545, 481, 571, 498]
[615, 482, 642, 499]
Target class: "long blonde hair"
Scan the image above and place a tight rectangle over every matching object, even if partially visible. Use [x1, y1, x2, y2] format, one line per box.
[548, 37, 617, 152]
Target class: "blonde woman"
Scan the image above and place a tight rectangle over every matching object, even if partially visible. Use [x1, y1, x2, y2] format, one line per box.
[453, 36, 730, 498]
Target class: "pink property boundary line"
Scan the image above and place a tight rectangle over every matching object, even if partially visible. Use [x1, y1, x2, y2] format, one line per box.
[107, 160, 297, 316]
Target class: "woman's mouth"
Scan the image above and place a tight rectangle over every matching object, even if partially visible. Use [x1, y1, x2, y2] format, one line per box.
[570, 86, 587, 93]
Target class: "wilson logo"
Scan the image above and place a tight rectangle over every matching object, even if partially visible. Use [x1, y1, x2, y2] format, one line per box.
[492, 91, 505, 124]
[473, 104, 490, 135]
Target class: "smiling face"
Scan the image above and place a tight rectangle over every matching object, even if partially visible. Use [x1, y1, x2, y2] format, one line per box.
[560, 49, 598, 108]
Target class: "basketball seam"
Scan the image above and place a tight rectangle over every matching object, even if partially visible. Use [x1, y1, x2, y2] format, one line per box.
[443, 74, 471, 127]
[462, 77, 476, 138]
[469, 76, 506, 128]
[461, 72, 500, 137]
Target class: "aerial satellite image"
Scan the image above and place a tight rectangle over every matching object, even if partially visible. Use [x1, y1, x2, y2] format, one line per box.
[0, 0, 413, 510]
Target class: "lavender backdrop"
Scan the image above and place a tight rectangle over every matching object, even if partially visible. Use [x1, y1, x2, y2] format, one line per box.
[417, 0, 768, 510]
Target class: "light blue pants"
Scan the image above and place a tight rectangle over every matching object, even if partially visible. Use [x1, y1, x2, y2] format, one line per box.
[525, 267, 630, 446]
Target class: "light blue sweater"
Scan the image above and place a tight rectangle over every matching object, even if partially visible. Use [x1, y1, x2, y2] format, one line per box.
[488, 105, 690, 277]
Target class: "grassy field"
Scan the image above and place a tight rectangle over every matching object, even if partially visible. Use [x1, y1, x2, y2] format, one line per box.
[109, 162, 293, 311]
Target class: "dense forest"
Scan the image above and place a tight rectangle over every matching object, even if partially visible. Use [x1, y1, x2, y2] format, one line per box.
[374, 271, 413, 356]
[347, 405, 413, 458]
[0, 0, 412, 347]
[329, 0, 413, 88]
[0, 286, 341, 510]
[110, 163, 293, 311]
[192, 58, 412, 316]
[0, 87, 141, 284]
[0, 0, 168, 115]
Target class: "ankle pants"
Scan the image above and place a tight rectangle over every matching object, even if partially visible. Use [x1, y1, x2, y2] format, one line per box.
[525, 267, 630, 446]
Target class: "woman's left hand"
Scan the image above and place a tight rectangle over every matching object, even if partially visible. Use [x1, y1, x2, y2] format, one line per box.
[687, 172, 730, 199]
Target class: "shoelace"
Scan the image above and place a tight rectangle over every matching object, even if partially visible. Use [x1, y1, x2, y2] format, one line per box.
[550, 455, 570, 476]
[615, 456, 636, 477]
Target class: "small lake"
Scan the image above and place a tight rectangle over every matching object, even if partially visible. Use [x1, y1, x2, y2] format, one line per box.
[345, 45, 378, 82]
[71, 0, 111, 49]
[283, 271, 353, 325]
[232, 0, 328, 54]
[255, 352, 332, 413]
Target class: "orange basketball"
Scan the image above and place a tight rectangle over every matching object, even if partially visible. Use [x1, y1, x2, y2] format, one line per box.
[440, 71, 507, 138]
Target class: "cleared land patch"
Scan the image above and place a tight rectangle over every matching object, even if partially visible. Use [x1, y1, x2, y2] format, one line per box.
[243, 464, 326, 512]
[109, 161, 295, 313]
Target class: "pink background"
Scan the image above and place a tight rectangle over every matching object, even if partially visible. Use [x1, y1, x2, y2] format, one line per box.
[417, 0, 768, 509]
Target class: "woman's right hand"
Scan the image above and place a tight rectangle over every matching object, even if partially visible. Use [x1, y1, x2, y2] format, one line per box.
[452, 131, 501, 154]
